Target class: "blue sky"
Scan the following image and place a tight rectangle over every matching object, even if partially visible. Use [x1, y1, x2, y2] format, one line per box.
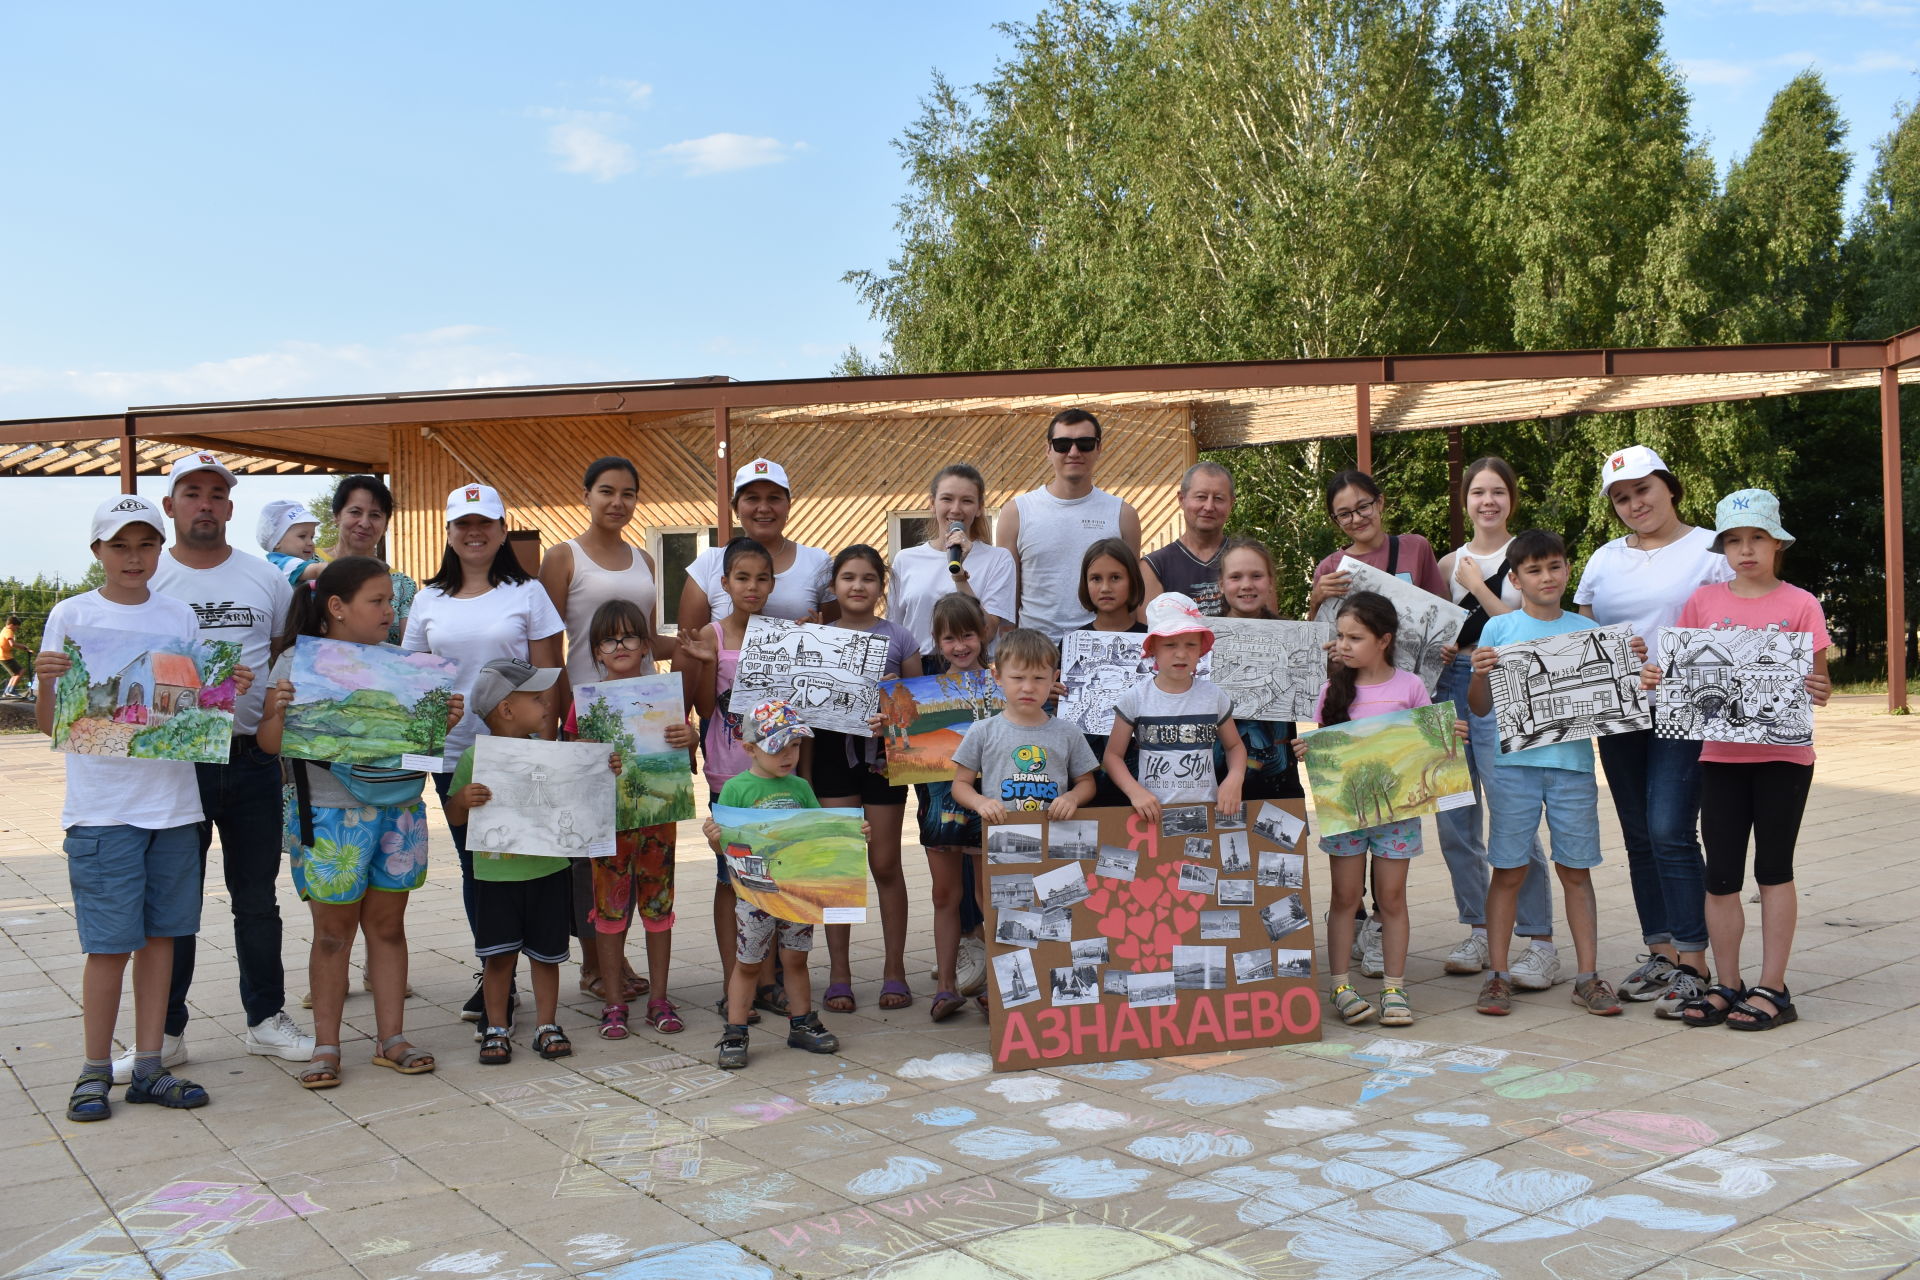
[5, 1, 1917, 580]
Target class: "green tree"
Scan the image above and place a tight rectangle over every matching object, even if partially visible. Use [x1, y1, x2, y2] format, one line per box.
[406, 686, 455, 753]
[54, 638, 89, 741]
[309, 477, 341, 555]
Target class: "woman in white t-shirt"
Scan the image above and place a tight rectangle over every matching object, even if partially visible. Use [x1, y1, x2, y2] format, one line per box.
[1574, 445, 1734, 1012]
[891, 463, 1016, 657]
[677, 457, 836, 632]
[1431, 457, 1554, 984]
[403, 483, 564, 1007]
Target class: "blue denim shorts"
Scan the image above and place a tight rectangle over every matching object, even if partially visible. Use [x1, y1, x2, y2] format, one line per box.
[65, 823, 202, 953]
[1488, 764, 1602, 870]
[1320, 818, 1422, 860]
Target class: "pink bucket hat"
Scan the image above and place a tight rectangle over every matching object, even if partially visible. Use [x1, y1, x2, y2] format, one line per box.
[1142, 592, 1215, 658]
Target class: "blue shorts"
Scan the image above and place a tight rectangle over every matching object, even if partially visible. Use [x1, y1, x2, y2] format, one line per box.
[65, 824, 202, 953]
[284, 791, 431, 904]
[1320, 818, 1423, 860]
[1488, 765, 1602, 870]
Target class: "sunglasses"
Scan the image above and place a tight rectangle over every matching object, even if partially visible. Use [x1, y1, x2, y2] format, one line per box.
[1049, 435, 1099, 454]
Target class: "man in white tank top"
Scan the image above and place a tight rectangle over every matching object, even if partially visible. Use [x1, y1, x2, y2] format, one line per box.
[997, 409, 1142, 641]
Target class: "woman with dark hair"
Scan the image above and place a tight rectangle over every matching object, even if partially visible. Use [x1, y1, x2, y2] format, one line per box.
[402, 483, 565, 1021]
[891, 463, 1016, 656]
[677, 458, 837, 632]
[331, 476, 415, 644]
[1576, 445, 1733, 1016]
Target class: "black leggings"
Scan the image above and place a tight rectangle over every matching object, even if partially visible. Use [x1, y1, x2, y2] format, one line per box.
[1700, 761, 1813, 895]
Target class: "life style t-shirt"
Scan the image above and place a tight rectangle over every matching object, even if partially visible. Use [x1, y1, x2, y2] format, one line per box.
[153, 546, 294, 736]
[1676, 581, 1830, 766]
[402, 580, 565, 763]
[1479, 609, 1601, 773]
[952, 713, 1098, 812]
[1113, 676, 1234, 805]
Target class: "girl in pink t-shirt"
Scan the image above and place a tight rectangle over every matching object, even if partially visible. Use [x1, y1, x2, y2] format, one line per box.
[1295, 591, 1464, 1029]
[1641, 489, 1831, 1033]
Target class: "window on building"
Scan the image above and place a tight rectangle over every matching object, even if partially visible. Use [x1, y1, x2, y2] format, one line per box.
[651, 527, 717, 633]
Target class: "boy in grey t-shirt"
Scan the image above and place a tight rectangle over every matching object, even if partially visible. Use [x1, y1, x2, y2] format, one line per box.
[951, 629, 1098, 820]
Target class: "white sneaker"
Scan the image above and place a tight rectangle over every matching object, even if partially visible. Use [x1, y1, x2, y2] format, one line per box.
[1444, 932, 1490, 975]
[1350, 917, 1369, 962]
[245, 1011, 317, 1061]
[955, 935, 988, 997]
[1654, 966, 1708, 1019]
[110, 1033, 187, 1085]
[1511, 944, 1564, 991]
[1358, 918, 1385, 979]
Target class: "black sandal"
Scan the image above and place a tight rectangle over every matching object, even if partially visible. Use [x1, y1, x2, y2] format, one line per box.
[67, 1069, 112, 1122]
[1680, 984, 1744, 1028]
[533, 1024, 573, 1060]
[1726, 985, 1796, 1032]
[478, 1026, 512, 1065]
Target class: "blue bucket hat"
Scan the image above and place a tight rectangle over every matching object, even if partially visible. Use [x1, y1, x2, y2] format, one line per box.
[1710, 489, 1794, 553]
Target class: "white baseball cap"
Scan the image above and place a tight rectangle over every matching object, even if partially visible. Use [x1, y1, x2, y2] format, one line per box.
[444, 482, 506, 523]
[732, 457, 791, 497]
[256, 499, 316, 553]
[1599, 445, 1669, 493]
[167, 450, 238, 493]
[90, 494, 169, 545]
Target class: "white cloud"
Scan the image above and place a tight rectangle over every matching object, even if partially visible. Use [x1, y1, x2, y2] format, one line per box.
[607, 78, 653, 106]
[654, 132, 798, 176]
[1679, 46, 1918, 90]
[547, 120, 636, 182]
[1678, 57, 1758, 86]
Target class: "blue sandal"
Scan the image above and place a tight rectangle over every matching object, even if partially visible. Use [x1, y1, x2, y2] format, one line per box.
[126, 1071, 209, 1109]
[66, 1069, 112, 1122]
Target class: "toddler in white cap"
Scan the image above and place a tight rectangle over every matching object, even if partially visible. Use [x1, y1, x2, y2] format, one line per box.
[258, 499, 322, 587]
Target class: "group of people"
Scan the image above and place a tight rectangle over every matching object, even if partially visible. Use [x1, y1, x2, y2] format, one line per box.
[36, 408, 1829, 1112]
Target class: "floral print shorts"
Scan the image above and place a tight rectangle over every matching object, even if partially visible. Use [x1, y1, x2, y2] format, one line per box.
[1319, 817, 1423, 860]
[589, 824, 677, 934]
[284, 793, 430, 904]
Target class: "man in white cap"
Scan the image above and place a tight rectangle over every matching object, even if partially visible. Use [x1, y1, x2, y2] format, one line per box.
[997, 408, 1142, 641]
[132, 451, 311, 1081]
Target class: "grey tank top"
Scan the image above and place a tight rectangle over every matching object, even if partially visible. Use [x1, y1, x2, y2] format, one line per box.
[1143, 540, 1224, 615]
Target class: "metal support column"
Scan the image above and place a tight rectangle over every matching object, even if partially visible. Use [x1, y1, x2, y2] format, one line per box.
[714, 405, 733, 543]
[1882, 367, 1908, 713]
[1446, 423, 1464, 548]
[1355, 384, 1372, 475]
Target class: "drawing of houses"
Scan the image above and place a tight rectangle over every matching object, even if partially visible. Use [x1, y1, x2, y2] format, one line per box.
[111, 651, 202, 722]
[1487, 625, 1649, 752]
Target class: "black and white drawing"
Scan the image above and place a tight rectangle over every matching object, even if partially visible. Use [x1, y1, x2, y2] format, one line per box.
[1033, 862, 1092, 912]
[995, 910, 1042, 948]
[1219, 830, 1250, 872]
[1486, 623, 1651, 753]
[1048, 819, 1099, 860]
[1071, 937, 1109, 965]
[1093, 845, 1139, 882]
[1058, 632, 1208, 736]
[986, 824, 1045, 863]
[1173, 944, 1227, 990]
[1260, 893, 1311, 941]
[1232, 948, 1276, 983]
[1127, 970, 1176, 1007]
[1317, 556, 1467, 691]
[1252, 802, 1304, 851]
[989, 874, 1035, 911]
[729, 615, 891, 736]
[1183, 836, 1214, 860]
[1207, 617, 1331, 721]
[1039, 906, 1073, 942]
[1216, 878, 1254, 906]
[1162, 806, 1210, 836]
[1653, 626, 1813, 747]
[1102, 968, 1132, 996]
[1177, 862, 1218, 895]
[1275, 948, 1314, 977]
[1050, 964, 1101, 1006]
[993, 949, 1040, 1008]
[1199, 909, 1241, 939]
[1258, 851, 1306, 889]
[469, 738, 616, 859]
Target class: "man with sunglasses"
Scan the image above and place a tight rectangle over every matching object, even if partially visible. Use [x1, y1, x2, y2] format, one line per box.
[997, 408, 1141, 641]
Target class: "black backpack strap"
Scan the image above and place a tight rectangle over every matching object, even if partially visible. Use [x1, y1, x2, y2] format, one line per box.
[292, 758, 315, 848]
[1386, 533, 1400, 577]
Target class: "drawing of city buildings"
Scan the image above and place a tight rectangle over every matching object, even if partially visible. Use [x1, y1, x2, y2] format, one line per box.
[1654, 626, 1813, 746]
[1208, 618, 1330, 721]
[1486, 624, 1650, 753]
[730, 616, 890, 735]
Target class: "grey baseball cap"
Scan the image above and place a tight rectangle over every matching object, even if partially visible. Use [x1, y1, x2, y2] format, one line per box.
[469, 658, 561, 718]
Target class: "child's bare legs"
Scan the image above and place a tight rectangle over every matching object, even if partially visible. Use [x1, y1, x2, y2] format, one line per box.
[714, 881, 738, 988]
[726, 956, 763, 1026]
[361, 892, 415, 1050]
[482, 953, 517, 1028]
[82, 951, 131, 1061]
[927, 848, 965, 992]
[1704, 891, 1744, 996]
[643, 923, 672, 1006]
[1555, 866, 1598, 977]
[826, 803, 909, 1000]
[1370, 858, 1411, 977]
[1754, 881, 1796, 994]
[529, 958, 560, 1028]
[1323, 857, 1366, 977]
[1484, 866, 1527, 973]
[594, 928, 627, 1007]
[307, 902, 359, 1051]
[780, 942, 813, 1017]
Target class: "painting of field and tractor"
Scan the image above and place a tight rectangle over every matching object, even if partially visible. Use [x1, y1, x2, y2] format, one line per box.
[712, 803, 869, 924]
[876, 669, 1004, 785]
[280, 637, 460, 769]
[1299, 702, 1473, 837]
[573, 674, 696, 826]
[51, 623, 240, 764]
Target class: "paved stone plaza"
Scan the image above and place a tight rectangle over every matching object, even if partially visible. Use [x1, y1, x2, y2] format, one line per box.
[1, 704, 1916, 1280]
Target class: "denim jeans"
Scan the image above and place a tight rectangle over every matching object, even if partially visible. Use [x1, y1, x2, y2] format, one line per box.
[1596, 727, 1708, 951]
[1432, 652, 1552, 934]
[432, 769, 480, 949]
[166, 736, 288, 1033]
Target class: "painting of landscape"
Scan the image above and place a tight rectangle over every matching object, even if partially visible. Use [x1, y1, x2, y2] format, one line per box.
[1299, 702, 1473, 837]
[713, 803, 869, 925]
[876, 669, 1003, 785]
[574, 674, 695, 825]
[51, 623, 239, 764]
[281, 637, 459, 769]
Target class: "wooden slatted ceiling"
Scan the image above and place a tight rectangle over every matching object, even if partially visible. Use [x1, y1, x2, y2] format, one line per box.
[0, 437, 329, 478]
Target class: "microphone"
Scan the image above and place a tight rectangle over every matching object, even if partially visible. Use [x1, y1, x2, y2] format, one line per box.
[946, 521, 967, 576]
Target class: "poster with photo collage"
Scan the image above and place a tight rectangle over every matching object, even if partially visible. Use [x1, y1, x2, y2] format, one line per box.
[980, 802, 1321, 1071]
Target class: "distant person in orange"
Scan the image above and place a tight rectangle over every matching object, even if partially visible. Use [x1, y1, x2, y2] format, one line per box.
[1, 614, 23, 698]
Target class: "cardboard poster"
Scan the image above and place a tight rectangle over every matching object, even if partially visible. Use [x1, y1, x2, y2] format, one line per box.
[876, 669, 1004, 785]
[50, 623, 239, 764]
[574, 674, 696, 825]
[712, 804, 870, 925]
[282, 636, 459, 771]
[1299, 702, 1473, 838]
[979, 803, 1320, 1071]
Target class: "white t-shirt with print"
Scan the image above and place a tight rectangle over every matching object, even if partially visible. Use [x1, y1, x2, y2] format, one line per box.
[1113, 676, 1234, 806]
[891, 541, 1018, 654]
[152, 547, 293, 736]
[402, 579, 566, 761]
[44, 591, 206, 830]
[686, 543, 834, 624]
[1573, 525, 1735, 648]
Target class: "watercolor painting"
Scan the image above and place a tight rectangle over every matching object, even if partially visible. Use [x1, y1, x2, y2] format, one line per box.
[1300, 702, 1473, 837]
[51, 622, 239, 764]
[1486, 623, 1650, 753]
[1654, 625, 1814, 747]
[574, 673, 695, 825]
[712, 803, 869, 925]
[281, 636, 459, 769]
[469, 737, 617, 858]
[1207, 616, 1330, 721]
[1317, 555, 1467, 690]
[876, 669, 1003, 784]
[730, 615, 891, 736]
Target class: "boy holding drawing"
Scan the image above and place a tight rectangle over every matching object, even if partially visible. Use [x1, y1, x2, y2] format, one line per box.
[1469, 530, 1632, 1017]
[951, 628, 1099, 822]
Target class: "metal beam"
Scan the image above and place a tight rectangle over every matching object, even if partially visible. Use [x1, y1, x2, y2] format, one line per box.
[714, 406, 733, 543]
[164, 433, 375, 474]
[1355, 383, 1372, 475]
[1883, 367, 1909, 713]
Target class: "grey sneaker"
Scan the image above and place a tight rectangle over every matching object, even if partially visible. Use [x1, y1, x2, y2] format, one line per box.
[1444, 932, 1490, 974]
[1358, 918, 1385, 979]
[1618, 953, 1679, 1001]
[1511, 945, 1564, 991]
[1573, 976, 1623, 1016]
[1654, 966, 1708, 1020]
[716, 1031, 749, 1071]
[787, 1013, 840, 1055]
[1476, 975, 1512, 1016]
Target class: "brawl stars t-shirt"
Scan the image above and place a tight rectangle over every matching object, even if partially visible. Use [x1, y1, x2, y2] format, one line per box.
[1113, 676, 1234, 805]
[952, 714, 1098, 812]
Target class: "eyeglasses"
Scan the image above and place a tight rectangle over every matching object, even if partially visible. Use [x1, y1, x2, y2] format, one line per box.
[594, 635, 645, 653]
[1049, 435, 1099, 454]
[1332, 498, 1380, 526]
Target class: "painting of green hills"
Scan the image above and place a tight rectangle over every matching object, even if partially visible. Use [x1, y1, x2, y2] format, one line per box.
[281, 637, 460, 769]
[1299, 701, 1472, 837]
[713, 804, 868, 924]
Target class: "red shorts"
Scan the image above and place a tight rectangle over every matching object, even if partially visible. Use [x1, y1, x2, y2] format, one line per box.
[588, 824, 676, 934]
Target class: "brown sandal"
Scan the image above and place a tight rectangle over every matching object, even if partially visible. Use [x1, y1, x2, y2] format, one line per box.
[299, 1047, 342, 1090]
[371, 1035, 435, 1074]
